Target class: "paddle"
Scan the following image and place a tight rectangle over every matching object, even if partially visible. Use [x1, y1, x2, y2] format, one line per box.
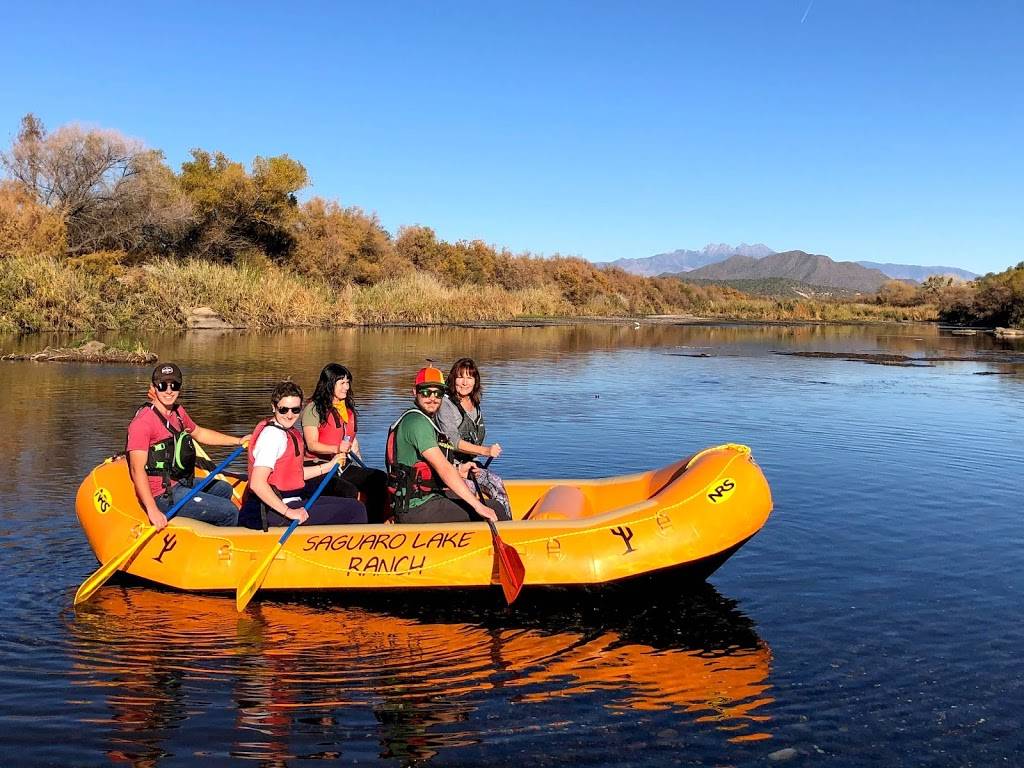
[74, 443, 246, 605]
[235, 462, 339, 611]
[487, 519, 525, 605]
[471, 457, 524, 605]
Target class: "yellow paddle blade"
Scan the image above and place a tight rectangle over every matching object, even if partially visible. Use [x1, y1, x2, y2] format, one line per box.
[74, 526, 158, 605]
[235, 541, 283, 612]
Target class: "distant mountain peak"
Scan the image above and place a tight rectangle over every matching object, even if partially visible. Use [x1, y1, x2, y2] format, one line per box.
[856, 261, 978, 282]
[605, 243, 977, 284]
[606, 243, 776, 276]
[683, 250, 890, 292]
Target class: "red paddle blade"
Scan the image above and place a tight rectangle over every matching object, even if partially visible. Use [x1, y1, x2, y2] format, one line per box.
[494, 537, 525, 605]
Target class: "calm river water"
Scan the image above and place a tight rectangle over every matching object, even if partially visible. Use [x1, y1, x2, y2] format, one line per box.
[1, 322, 1022, 766]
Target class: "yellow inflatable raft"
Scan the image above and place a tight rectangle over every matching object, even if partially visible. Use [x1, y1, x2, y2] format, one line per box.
[75, 444, 772, 594]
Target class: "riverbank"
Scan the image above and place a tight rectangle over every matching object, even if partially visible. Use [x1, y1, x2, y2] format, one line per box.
[1, 255, 936, 333]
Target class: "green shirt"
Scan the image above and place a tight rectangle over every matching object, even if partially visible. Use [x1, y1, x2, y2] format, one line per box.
[394, 409, 442, 508]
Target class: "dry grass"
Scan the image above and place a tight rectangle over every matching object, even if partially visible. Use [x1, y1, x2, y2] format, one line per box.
[0, 254, 937, 333]
[0, 256, 570, 332]
[353, 272, 568, 324]
[701, 297, 938, 323]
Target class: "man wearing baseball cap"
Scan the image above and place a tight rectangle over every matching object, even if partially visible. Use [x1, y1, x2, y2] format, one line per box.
[385, 364, 503, 523]
[125, 362, 251, 530]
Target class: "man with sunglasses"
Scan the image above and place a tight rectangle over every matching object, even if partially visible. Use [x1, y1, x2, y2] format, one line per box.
[126, 362, 250, 530]
[385, 366, 502, 524]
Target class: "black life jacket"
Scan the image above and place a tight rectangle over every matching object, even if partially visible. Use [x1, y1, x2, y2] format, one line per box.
[384, 408, 453, 515]
[143, 404, 197, 497]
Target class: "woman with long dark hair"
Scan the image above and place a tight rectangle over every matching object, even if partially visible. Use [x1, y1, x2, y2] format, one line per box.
[435, 357, 511, 520]
[301, 363, 389, 521]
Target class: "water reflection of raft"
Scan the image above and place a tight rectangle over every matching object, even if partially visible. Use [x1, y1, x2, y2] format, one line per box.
[68, 587, 775, 758]
[75, 444, 772, 594]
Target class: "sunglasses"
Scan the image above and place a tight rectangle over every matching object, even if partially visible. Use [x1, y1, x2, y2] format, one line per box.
[417, 387, 445, 399]
[275, 405, 302, 415]
[155, 381, 181, 392]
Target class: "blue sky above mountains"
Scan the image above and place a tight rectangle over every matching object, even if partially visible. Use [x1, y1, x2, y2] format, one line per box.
[1, 1, 1020, 274]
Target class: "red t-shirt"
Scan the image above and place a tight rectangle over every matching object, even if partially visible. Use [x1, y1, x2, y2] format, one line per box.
[126, 405, 198, 497]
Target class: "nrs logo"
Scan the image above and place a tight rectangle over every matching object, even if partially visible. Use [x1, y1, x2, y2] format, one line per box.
[706, 478, 736, 504]
[93, 487, 113, 515]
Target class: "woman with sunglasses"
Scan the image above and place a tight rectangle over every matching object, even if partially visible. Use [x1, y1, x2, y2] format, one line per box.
[239, 380, 367, 530]
[126, 362, 249, 530]
[301, 363, 389, 522]
[435, 357, 511, 521]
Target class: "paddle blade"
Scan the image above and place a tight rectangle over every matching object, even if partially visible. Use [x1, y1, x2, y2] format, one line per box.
[487, 522, 525, 605]
[235, 541, 282, 612]
[74, 526, 158, 605]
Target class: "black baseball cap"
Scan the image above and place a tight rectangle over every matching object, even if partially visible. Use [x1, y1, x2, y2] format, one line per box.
[151, 362, 183, 385]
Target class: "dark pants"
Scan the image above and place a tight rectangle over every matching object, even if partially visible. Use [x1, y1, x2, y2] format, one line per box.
[239, 478, 367, 529]
[309, 463, 389, 523]
[156, 478, 238, 526]
[396, 495, 505, 524]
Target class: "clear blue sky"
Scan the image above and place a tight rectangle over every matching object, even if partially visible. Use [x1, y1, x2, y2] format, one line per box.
[2, 1, 1021, 274]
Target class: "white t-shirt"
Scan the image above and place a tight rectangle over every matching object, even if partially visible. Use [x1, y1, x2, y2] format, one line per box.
[252, 422, 302, 502]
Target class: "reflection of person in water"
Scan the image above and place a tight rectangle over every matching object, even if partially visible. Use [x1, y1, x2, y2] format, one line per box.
[370, 629, 474, 763]
[373, 697, 470, 763]
[66, 589, 189, 768]
[105, 667, 187, 767]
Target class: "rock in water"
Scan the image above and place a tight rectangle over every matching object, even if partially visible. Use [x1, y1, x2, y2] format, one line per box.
[185, 306, 239, 330]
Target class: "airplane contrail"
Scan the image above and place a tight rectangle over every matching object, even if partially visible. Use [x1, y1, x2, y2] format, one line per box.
[801, 0, 815, 23]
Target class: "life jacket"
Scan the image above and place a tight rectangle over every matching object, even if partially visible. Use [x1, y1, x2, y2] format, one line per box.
[306, 403, 357, 460]
[248, 418, 305, 494]
[443, 394, 485, 464]
[384, 408, 453, 514]
[142, 404, 196, 498]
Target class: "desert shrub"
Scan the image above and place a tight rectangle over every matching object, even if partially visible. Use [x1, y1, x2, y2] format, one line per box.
[875, 279, 920, 306]
[291, 198, 408, 286]
[0, 181, 66, 259]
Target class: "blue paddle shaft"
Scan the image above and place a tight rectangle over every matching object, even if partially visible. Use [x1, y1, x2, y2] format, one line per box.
[163, 443, 245, 523]
[277, 518, 300, 544]
[276, 462, 339, 543]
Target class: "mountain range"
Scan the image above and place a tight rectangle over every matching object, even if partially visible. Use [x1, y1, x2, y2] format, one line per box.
[683, 251, 890, 293]
[606, 244, 978, 284]
[853, 261, 977, 282]
[606, 243, 775, 276]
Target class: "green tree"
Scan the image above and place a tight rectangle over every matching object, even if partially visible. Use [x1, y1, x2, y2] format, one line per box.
[177, 149, 308, 262]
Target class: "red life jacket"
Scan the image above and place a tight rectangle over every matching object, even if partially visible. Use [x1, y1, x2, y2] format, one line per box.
[306, 404, 357, 460]
[248, 418, 305, 494]
[385, 409, 452, 512]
